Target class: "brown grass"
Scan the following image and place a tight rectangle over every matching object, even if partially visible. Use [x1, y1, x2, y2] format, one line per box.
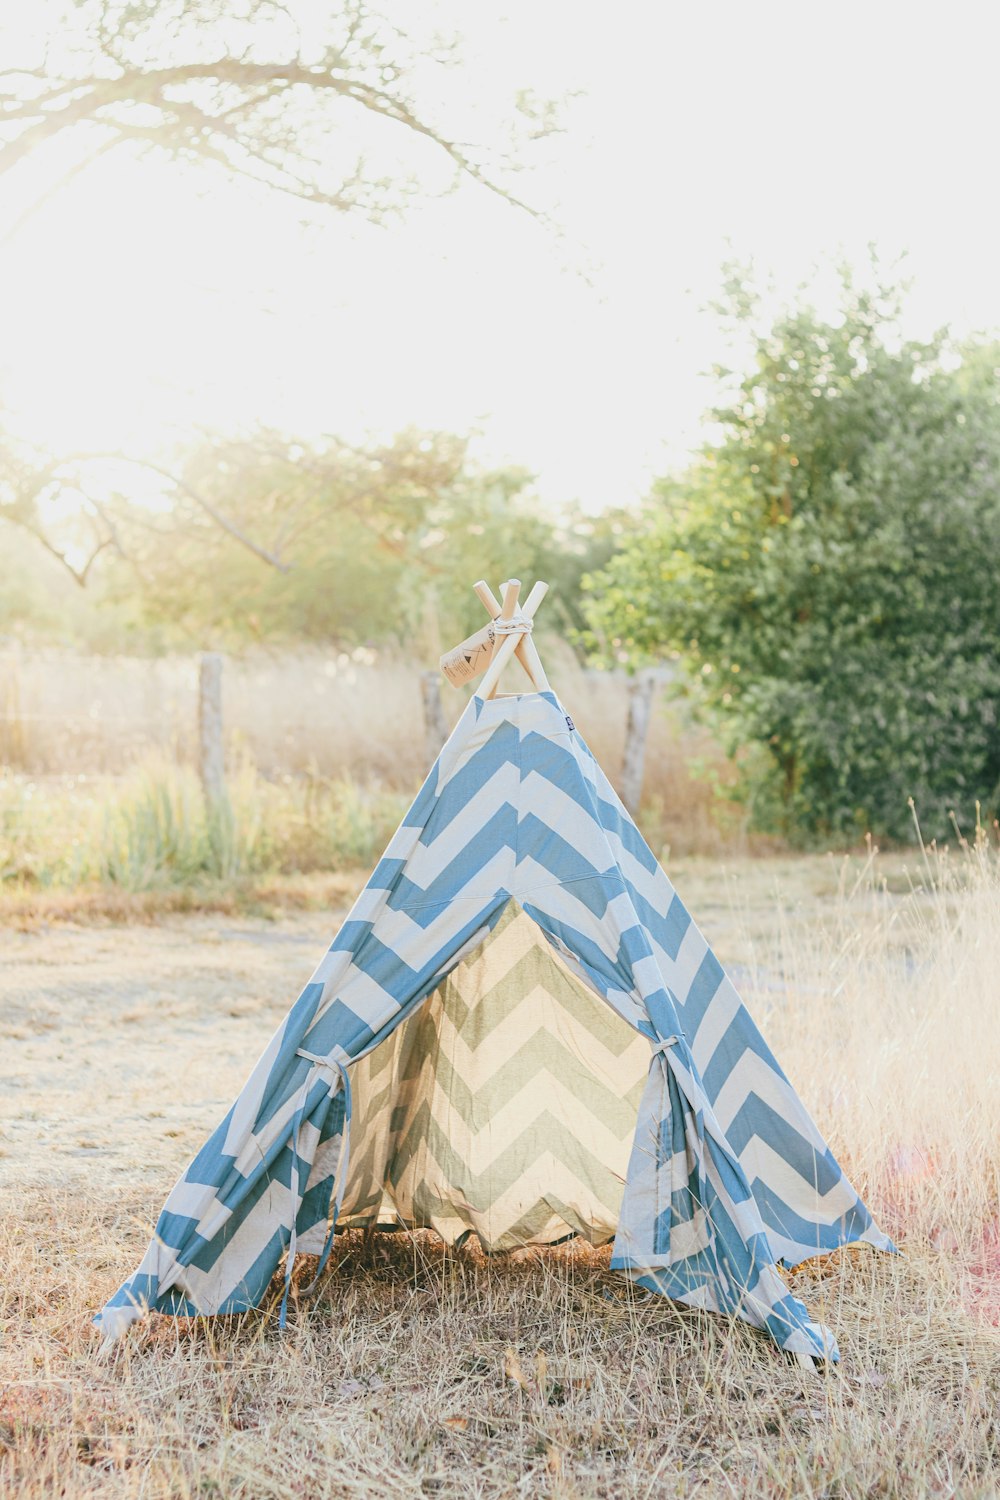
[3, 1222, 998, 1499]
[2, 842, 1000, 1496]
[0, 644, 739, 861]
[0, 872, 361, 932]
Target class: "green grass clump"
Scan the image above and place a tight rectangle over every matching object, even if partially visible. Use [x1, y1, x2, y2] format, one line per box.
[0, 756, 409, 895]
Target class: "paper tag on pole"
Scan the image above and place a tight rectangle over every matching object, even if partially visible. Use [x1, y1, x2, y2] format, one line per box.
[439, 621, 495, 687]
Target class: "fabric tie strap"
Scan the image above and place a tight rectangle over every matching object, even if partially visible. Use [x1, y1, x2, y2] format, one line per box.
[492, 611, 533, 636]
[279, 1048, 353, 1329]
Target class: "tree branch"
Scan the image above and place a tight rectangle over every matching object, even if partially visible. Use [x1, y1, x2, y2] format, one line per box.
[1, 449, 294, 577]
[1, 509, 109, 587]
[66, 453, 293, 572]
[0, 47, 545, 220]
[0, 134, 120, 246]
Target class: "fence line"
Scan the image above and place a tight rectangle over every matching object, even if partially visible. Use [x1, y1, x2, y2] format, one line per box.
[1, 651, 672, 811]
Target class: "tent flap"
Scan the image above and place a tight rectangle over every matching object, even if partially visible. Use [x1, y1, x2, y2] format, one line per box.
[611, 1042, 839, 1361]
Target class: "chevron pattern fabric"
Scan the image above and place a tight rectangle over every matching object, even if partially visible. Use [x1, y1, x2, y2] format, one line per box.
[319, 902, 649, 1249]
[96, 690, 892, 1362]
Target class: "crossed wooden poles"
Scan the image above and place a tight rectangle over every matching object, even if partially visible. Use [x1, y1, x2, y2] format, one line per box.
[439, 578, 550, 699]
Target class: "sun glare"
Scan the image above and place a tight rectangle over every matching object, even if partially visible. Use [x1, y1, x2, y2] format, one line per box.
[1, 0, 1000, 513]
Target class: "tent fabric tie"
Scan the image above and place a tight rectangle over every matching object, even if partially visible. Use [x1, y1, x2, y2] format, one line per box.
[492, 611, 533, 636]
[651, 1034, 682, 1054]
[279, 1049, 352, 1329]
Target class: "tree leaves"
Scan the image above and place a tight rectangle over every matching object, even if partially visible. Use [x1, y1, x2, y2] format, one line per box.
[586, 267, 1000, 842]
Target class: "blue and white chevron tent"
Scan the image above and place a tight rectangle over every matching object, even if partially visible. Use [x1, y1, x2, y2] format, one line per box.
[96, 688, 891, 1361]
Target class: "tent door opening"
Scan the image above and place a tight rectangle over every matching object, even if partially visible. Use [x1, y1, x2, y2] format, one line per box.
[298, 901, 650, 1254]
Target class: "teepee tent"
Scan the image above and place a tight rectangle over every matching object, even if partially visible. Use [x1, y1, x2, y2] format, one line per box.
[96, 578, 890, 1363]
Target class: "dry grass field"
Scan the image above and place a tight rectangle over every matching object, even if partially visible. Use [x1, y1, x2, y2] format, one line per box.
[0, 647, 739, 899]
[3, 840, 1000, 1498]
[0, 643, 675, 784]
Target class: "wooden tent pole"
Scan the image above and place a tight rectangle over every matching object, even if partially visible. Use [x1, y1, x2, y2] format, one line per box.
[473, 580, 551, 693]
[484, 578, 521, 693]
[474, 580, 535, 686]
[500, 577, 521, 624]
[481, 577, 518, 681]
[477, 580, 549, 700]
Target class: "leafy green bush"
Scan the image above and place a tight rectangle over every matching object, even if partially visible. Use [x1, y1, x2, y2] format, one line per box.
[586, 269, 1000, 842]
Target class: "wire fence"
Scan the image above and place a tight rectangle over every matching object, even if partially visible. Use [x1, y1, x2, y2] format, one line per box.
[0, 646, 436, 783]
[0, 649, 739, 860]
[0, 644, 685, 810]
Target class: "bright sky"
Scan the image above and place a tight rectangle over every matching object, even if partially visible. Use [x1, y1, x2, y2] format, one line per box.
[1, 0, 999, 511]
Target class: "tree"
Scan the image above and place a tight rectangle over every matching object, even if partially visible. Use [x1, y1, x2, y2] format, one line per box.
[586, 268, 1000, 842]
[0, 421, 297, 586]
[0, 0, 551, 226]
[86, 428, 617, 650]
[0, 2, 558, 576]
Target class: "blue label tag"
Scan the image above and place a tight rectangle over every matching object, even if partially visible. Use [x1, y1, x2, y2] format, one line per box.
[565, 715, 575, 732]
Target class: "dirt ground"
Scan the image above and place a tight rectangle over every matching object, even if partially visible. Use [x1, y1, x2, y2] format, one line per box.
[0, 861, 789, 1205]
[0, 910, 352, 1202]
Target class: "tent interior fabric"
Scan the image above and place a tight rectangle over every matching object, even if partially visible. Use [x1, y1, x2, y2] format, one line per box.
[95, 578, 892, 1365]
[315, 900, 650, 1252]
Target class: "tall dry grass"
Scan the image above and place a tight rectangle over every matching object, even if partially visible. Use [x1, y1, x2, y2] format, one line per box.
[0, 641, 709, 790]
[0, 643, 432, 783]
[743, 823, 1000, 1299]
[0, 644, 741, 901]
[2, 838, 999, 1495]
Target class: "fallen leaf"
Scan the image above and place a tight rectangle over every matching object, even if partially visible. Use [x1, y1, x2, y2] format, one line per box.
[503, 1346, 530, 1391]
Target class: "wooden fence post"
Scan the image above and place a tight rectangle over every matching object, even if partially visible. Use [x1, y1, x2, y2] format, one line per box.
[621, 669, 658, 815]
[0, 643, 26, 768]
[198, 652, 226, 805]
[421, 670, 448, 766]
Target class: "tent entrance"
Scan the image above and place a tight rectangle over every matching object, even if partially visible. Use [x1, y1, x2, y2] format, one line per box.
[310, 902, 650, 1252]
